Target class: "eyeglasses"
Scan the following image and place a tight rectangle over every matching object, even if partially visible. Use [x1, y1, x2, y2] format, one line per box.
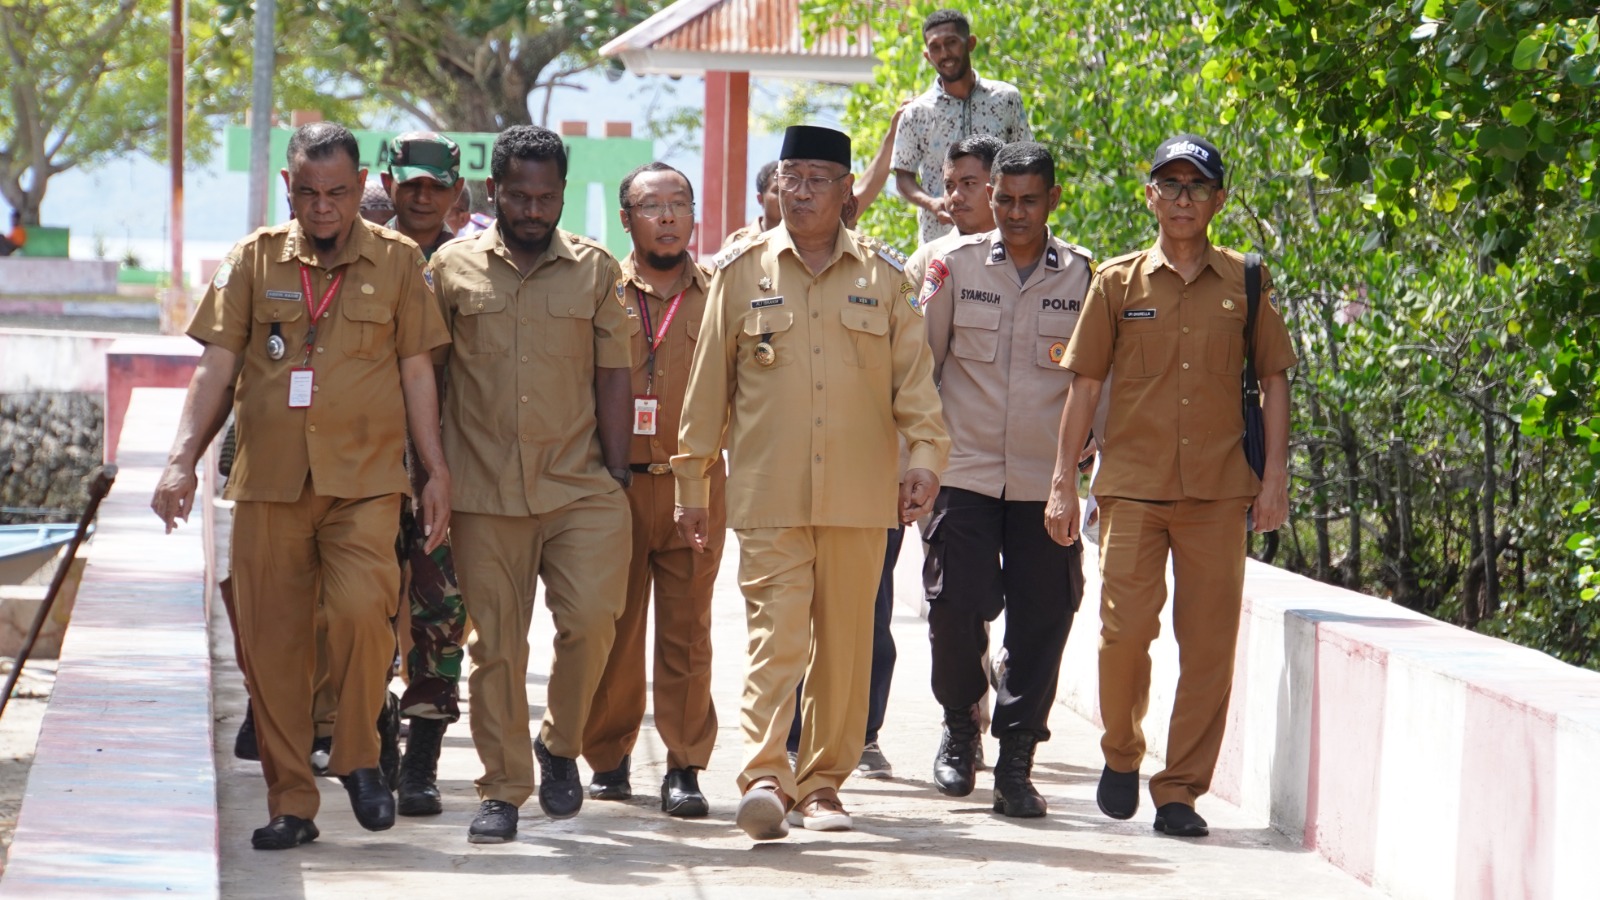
[1150, 179, 1220, 202]
[626, 200, 695, 220]
[774, 172, 850, 193]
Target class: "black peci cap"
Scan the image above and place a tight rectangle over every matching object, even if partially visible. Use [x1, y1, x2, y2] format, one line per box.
[779, 125, 852, 167]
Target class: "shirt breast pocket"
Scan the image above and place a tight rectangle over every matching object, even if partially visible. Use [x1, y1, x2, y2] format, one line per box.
[547, 294, 595, 358]
[951, 301, 1002, 362]
[252, 296, 305, 359]
[342, 301, 395, 361]
[1206, 314, 1245, 375]
[741, 309, 795, 369]
[1035, 312, 1078, 370]
[1116, 317, 1176, 379]
[454, 289, 508, 356]
[840, 306, 888, 368]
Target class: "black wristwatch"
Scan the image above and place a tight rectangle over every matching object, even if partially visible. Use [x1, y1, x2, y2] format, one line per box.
[608, 466, 633, 489]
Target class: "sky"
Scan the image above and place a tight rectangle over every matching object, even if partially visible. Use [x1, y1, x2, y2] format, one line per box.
[37, 67, 844, 278]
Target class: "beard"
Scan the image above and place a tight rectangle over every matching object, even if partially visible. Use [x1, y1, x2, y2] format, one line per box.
[939, 57, 971, 85]
[493, 198, 555, 256]
[643, 249, 690, 271]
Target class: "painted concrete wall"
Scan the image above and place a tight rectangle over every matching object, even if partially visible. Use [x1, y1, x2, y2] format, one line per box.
[0, 258, 118, 294]
[1056, 545, 1600, 900]
[0, 327, 123, 393]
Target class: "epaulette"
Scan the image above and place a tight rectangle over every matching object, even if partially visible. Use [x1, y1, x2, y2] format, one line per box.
[566, 232, 609, 253]
[1063, 241, 1096, 272]
[713, 237, 756, 270]
[1094, 248, 1145, 273]
[861, 235, 907, 272]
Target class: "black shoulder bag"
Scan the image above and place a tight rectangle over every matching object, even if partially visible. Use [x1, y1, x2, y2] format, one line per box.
[1242, 253, 1266, 479]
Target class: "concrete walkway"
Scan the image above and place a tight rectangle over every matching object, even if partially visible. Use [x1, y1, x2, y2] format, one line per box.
[212, 529, 1379, 899]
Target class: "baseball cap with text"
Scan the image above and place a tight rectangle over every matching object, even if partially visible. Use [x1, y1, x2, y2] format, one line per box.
[386, 131, 461, 187]
[1150, 134, 1225, 182]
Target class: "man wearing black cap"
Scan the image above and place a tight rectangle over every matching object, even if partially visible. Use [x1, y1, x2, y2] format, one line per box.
[1044, 134, 1296, 837]
[674, 124, 949, 840]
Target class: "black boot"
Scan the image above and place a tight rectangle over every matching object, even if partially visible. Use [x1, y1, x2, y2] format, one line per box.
[992, 731, 1047, 818]
[933, 704, 981, 797]
[535, 737, 583, 818]
[397, 716, 446, 816]
[234, 700, 260, 761]
[377, 691, 402, 792]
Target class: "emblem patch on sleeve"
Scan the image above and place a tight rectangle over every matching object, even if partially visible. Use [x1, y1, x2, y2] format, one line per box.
[212, 260, 234, 290]
[913, 258, 949, 316]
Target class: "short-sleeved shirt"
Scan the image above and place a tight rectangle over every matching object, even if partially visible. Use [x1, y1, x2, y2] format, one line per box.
[428, 225, 630, 517]
[1062, 242, 1297, 501]
[187, 219, 450, 503]
[925, 231, 1093, 501]
[615, 253, 712, 466]
[892, 75, 1032, 245]
[674, 223, 950, 529]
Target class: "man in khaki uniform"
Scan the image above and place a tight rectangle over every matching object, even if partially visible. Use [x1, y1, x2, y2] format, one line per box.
[583, 162, 725, 818]
[674, 125, 950, 840]
[1046, 134, 1295, 838]
[720, 160, 781, 252]
[152, 122, 452, 850]
[922, 142, 1093, 818]
[428, 126, 633, 843]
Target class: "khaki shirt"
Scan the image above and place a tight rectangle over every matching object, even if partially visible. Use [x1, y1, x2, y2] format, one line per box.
[719, 218, 766, 254]
[925, 231, 1092, 501]
[1063, 242, 1297, 501]
[674, 223, 950, 529]
[428, 226, 631, 517]
[616, 254, 711, 466]
[188, 219, 449, 503]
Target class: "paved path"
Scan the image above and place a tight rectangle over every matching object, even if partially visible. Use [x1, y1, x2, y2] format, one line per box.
[212, 524, 1379, 899]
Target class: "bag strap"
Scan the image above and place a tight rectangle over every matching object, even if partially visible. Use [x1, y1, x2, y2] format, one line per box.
[1243, 252, 1262, 402]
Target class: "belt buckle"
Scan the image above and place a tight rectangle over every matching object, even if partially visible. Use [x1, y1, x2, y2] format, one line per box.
[647, 462, 672, 476]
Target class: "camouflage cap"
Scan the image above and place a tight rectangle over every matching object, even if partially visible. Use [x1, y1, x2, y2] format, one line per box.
[387, 131, 461, 187]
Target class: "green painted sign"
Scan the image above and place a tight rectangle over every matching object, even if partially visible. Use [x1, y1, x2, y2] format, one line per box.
[225, 125, 654, 257]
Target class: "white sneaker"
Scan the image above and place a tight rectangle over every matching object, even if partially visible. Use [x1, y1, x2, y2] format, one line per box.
[736, 785, 789, 840]
[787, 790, 852, 831]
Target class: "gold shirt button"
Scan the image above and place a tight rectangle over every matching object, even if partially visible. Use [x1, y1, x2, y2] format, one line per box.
[657, 369, 665, 377]
[1181, 437, 1190, 445]
[308, 425, 317, 433]
[1182, 326, 1190, 334]
[1181, 362, 1190, 370]
[1182, 398, 1190, 405]
[520, 395, 528, 403]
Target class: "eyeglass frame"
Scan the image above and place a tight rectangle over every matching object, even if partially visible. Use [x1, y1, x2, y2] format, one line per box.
[623, 200, 697, 220]
[773, 172, 852, 194]
[1148, 178, 1223, 203]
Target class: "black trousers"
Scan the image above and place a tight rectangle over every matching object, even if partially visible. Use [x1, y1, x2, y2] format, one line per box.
[924, 487, 1083, 739]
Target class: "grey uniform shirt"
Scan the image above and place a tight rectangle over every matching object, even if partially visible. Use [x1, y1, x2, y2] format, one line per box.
[922, 230, 1093, 501]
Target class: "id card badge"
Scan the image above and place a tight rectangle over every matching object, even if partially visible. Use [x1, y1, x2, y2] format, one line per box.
[633, 395, 659, 435]
[288, 368, 315, 408]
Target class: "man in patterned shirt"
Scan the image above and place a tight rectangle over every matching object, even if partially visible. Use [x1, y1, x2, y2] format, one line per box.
[892, 9, 1032, 245]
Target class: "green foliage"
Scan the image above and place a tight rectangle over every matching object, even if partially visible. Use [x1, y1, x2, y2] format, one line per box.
[809, 0, 1600, 668]
[219, 0, 661, 131]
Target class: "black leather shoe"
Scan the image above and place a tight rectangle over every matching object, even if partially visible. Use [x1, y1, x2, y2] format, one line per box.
[1097, 766, 1140, 820]
[992, 731, 1047, 818]
[588, 754, 632, 801]
[468, 799, 519, 844]
[398, 716, 446, 817]
[534, 738, 583, 818]
[251, 815, 318, 850]
[661, 767, 709, 818]
[234, 701, 259, 762]
[377, 691, 402, 792]
[339, 767, 396, 831]
[933, 704, 980, 797]
[1153, 802, 1209, 837]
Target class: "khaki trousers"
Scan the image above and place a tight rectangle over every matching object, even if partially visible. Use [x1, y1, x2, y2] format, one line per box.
[736, 526, 885, 802]
[583, 470, 725, 772]
[231, 489, 402, 820]
[1096, 495, 1252, 808]
[453, 490, 630, 806]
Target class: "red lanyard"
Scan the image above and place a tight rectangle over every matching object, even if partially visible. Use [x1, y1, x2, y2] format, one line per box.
[637, 287, 687, 353]
[297, 264, 345, 361]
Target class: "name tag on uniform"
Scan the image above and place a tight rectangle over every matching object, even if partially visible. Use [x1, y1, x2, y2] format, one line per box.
[848, 295, 878, 306]
[288, 368, 314, 408]
[633, 395, 658, 435]
[1123, 308, 1157, 319]
[265, 290, 302, 301]
[750, 296, 784, 309]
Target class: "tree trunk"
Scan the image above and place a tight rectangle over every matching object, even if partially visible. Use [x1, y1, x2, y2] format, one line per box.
[1480, 389, 1500, 617]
